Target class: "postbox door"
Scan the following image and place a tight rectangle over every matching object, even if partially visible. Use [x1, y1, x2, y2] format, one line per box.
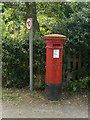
[46, 48, 63, 84]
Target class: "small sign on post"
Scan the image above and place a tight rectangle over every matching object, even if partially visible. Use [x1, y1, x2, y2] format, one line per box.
[26, 18, 33, 92]
[26, 18, 32, 30]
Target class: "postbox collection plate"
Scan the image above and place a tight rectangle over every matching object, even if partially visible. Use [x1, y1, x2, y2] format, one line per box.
[53, 49, 59, 58]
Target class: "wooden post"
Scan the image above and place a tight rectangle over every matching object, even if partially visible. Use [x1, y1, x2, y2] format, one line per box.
[78, 54, 81, 70]
[73, 53, 76, 80]
[67, 49, 70, 80]
[63, 49, 65, 81]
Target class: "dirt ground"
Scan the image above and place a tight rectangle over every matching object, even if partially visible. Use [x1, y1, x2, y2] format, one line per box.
[1, 88, 89, 118]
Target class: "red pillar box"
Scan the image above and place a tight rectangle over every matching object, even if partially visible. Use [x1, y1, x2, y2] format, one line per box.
[44, 34, 66, 100]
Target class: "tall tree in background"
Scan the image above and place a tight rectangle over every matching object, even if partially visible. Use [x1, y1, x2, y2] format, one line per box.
[25, 2, 40, 33]
[3, 2, 40, 33]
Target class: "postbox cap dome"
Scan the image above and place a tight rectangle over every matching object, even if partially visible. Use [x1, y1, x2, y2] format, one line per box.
[43, 34, 66, 40]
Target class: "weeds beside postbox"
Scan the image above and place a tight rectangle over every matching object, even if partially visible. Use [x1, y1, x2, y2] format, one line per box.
[44, 34, 66, 101]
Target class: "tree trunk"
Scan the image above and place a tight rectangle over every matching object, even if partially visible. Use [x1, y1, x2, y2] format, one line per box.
[25, 2, 40, 33]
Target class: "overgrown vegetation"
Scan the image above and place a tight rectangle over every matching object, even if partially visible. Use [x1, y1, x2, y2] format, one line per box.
[1, 2, 90, 91]
[2, 88, 88, 105]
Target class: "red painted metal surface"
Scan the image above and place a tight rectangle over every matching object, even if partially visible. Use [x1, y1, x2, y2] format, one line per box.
[44, 34, 66, 84]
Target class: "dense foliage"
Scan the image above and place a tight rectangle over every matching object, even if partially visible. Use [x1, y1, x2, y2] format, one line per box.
[1, 2, 89, 91]
[52, 4, 90, 91]
[2, 6, 29, 87]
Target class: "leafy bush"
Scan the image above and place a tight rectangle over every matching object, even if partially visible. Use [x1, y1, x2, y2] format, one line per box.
[2, 29, 46, 88]
[52, 5, 89, 91]
[62, 77, 89, 91]
[1, 5, 30, 88]
[33, 32, 46, 89]
[2, 37, 29, 88]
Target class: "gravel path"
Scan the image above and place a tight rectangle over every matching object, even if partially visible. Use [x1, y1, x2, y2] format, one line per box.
[2, 103, 88, 118]
[2, 89, 89, 119]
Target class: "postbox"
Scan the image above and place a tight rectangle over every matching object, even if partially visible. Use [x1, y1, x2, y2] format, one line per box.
[44, 34, 66, 101]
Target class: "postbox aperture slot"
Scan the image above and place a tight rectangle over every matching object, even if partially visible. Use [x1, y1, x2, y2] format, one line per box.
[53, 44, 60, 46]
